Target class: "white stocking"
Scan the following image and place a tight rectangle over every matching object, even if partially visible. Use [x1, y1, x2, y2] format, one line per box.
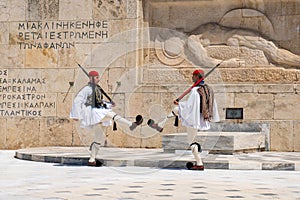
[89, 111, 143, 163]
[106, 111, 139, 133]
[187, 126, 203, 166]
[88, 125, 106, 163]
[89, 142, 101, 163]
[191, 143, 203, 166]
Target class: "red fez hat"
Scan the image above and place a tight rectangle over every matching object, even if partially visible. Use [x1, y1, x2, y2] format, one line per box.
[192, 69, 204, 76]
[88, 71, 99, 77]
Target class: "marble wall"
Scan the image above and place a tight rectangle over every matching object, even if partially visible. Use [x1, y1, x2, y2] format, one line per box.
[0, 0, 299, 151]
[142, 0, 300, 152]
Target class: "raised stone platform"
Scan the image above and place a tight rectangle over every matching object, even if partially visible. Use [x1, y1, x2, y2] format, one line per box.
[162, 123, 269, 154]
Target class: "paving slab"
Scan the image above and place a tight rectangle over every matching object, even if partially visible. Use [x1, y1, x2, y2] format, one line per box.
[2, 150, 300, 200]
[14, 147, 300, 171]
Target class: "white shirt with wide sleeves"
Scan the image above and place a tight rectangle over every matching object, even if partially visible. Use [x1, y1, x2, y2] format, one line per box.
[70, 85, 110, 128]
[178, 86, 220, 130]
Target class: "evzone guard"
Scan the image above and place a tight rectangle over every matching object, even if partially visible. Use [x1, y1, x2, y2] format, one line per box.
[70, 70, 143, 167]
[148, 66, 221, 170]
[70, 63, 220, 169]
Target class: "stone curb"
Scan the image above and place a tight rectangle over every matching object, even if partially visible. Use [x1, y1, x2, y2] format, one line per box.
[14, 147, 299, 171]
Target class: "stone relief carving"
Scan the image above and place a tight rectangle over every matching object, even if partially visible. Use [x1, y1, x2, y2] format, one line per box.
[94, 0, 125, 18]
[187, 23, 300, 68]
[27, 0, 59, 20]
[220, 8, 275, 38]
[154, 35, 185, 66]
[155, 23, 300, 69]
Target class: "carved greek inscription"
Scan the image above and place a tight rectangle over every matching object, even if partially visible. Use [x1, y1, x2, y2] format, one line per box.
[17, 20, 109, 49]
[0, 70, 55, 117]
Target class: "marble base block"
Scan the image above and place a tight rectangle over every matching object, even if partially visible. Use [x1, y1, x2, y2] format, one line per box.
[162, 131, 266, 154]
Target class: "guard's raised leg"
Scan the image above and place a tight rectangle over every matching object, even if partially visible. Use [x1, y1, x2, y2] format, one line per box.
[147, 106, 179, 132]
[106, 111, 143, 132]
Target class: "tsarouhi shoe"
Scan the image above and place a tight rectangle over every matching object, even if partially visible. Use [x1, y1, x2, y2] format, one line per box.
[88, 160, 103, 167]
[88, 161, 96, 166]
[129, 115, 143, 131]
[190, 165, 204, 170]
[147, 119, 163, 132]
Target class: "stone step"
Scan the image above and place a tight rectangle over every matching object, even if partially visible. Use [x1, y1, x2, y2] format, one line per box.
[162, 131, 266, 154]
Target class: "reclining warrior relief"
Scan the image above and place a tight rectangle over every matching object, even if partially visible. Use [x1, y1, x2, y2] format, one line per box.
[155, 23, 300, 69]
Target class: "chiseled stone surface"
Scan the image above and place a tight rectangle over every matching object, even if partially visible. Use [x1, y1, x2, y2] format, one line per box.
[220, 68, 298, 83]
[274, 93, 300, 120]
[270, 120, 294, 151]
[6, 118, 40, 149]
[39, 118, 73, 146]
[294, 121, 300, 151]
[0, 23, 9, 44]
[27, 0, 59, 20]
[25, 49, 58, 68]
[235, 93, 274, 120]
[254, 84, 295, 93]
[59, 0, 93, 20]
[0, 119, 6, 148]
[0, 45, 24, 67]
[207, 46, 269, 66]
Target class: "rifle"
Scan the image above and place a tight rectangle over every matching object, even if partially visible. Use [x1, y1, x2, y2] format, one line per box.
[75, 62, 113, 105]
[147, 61, 224, 130]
